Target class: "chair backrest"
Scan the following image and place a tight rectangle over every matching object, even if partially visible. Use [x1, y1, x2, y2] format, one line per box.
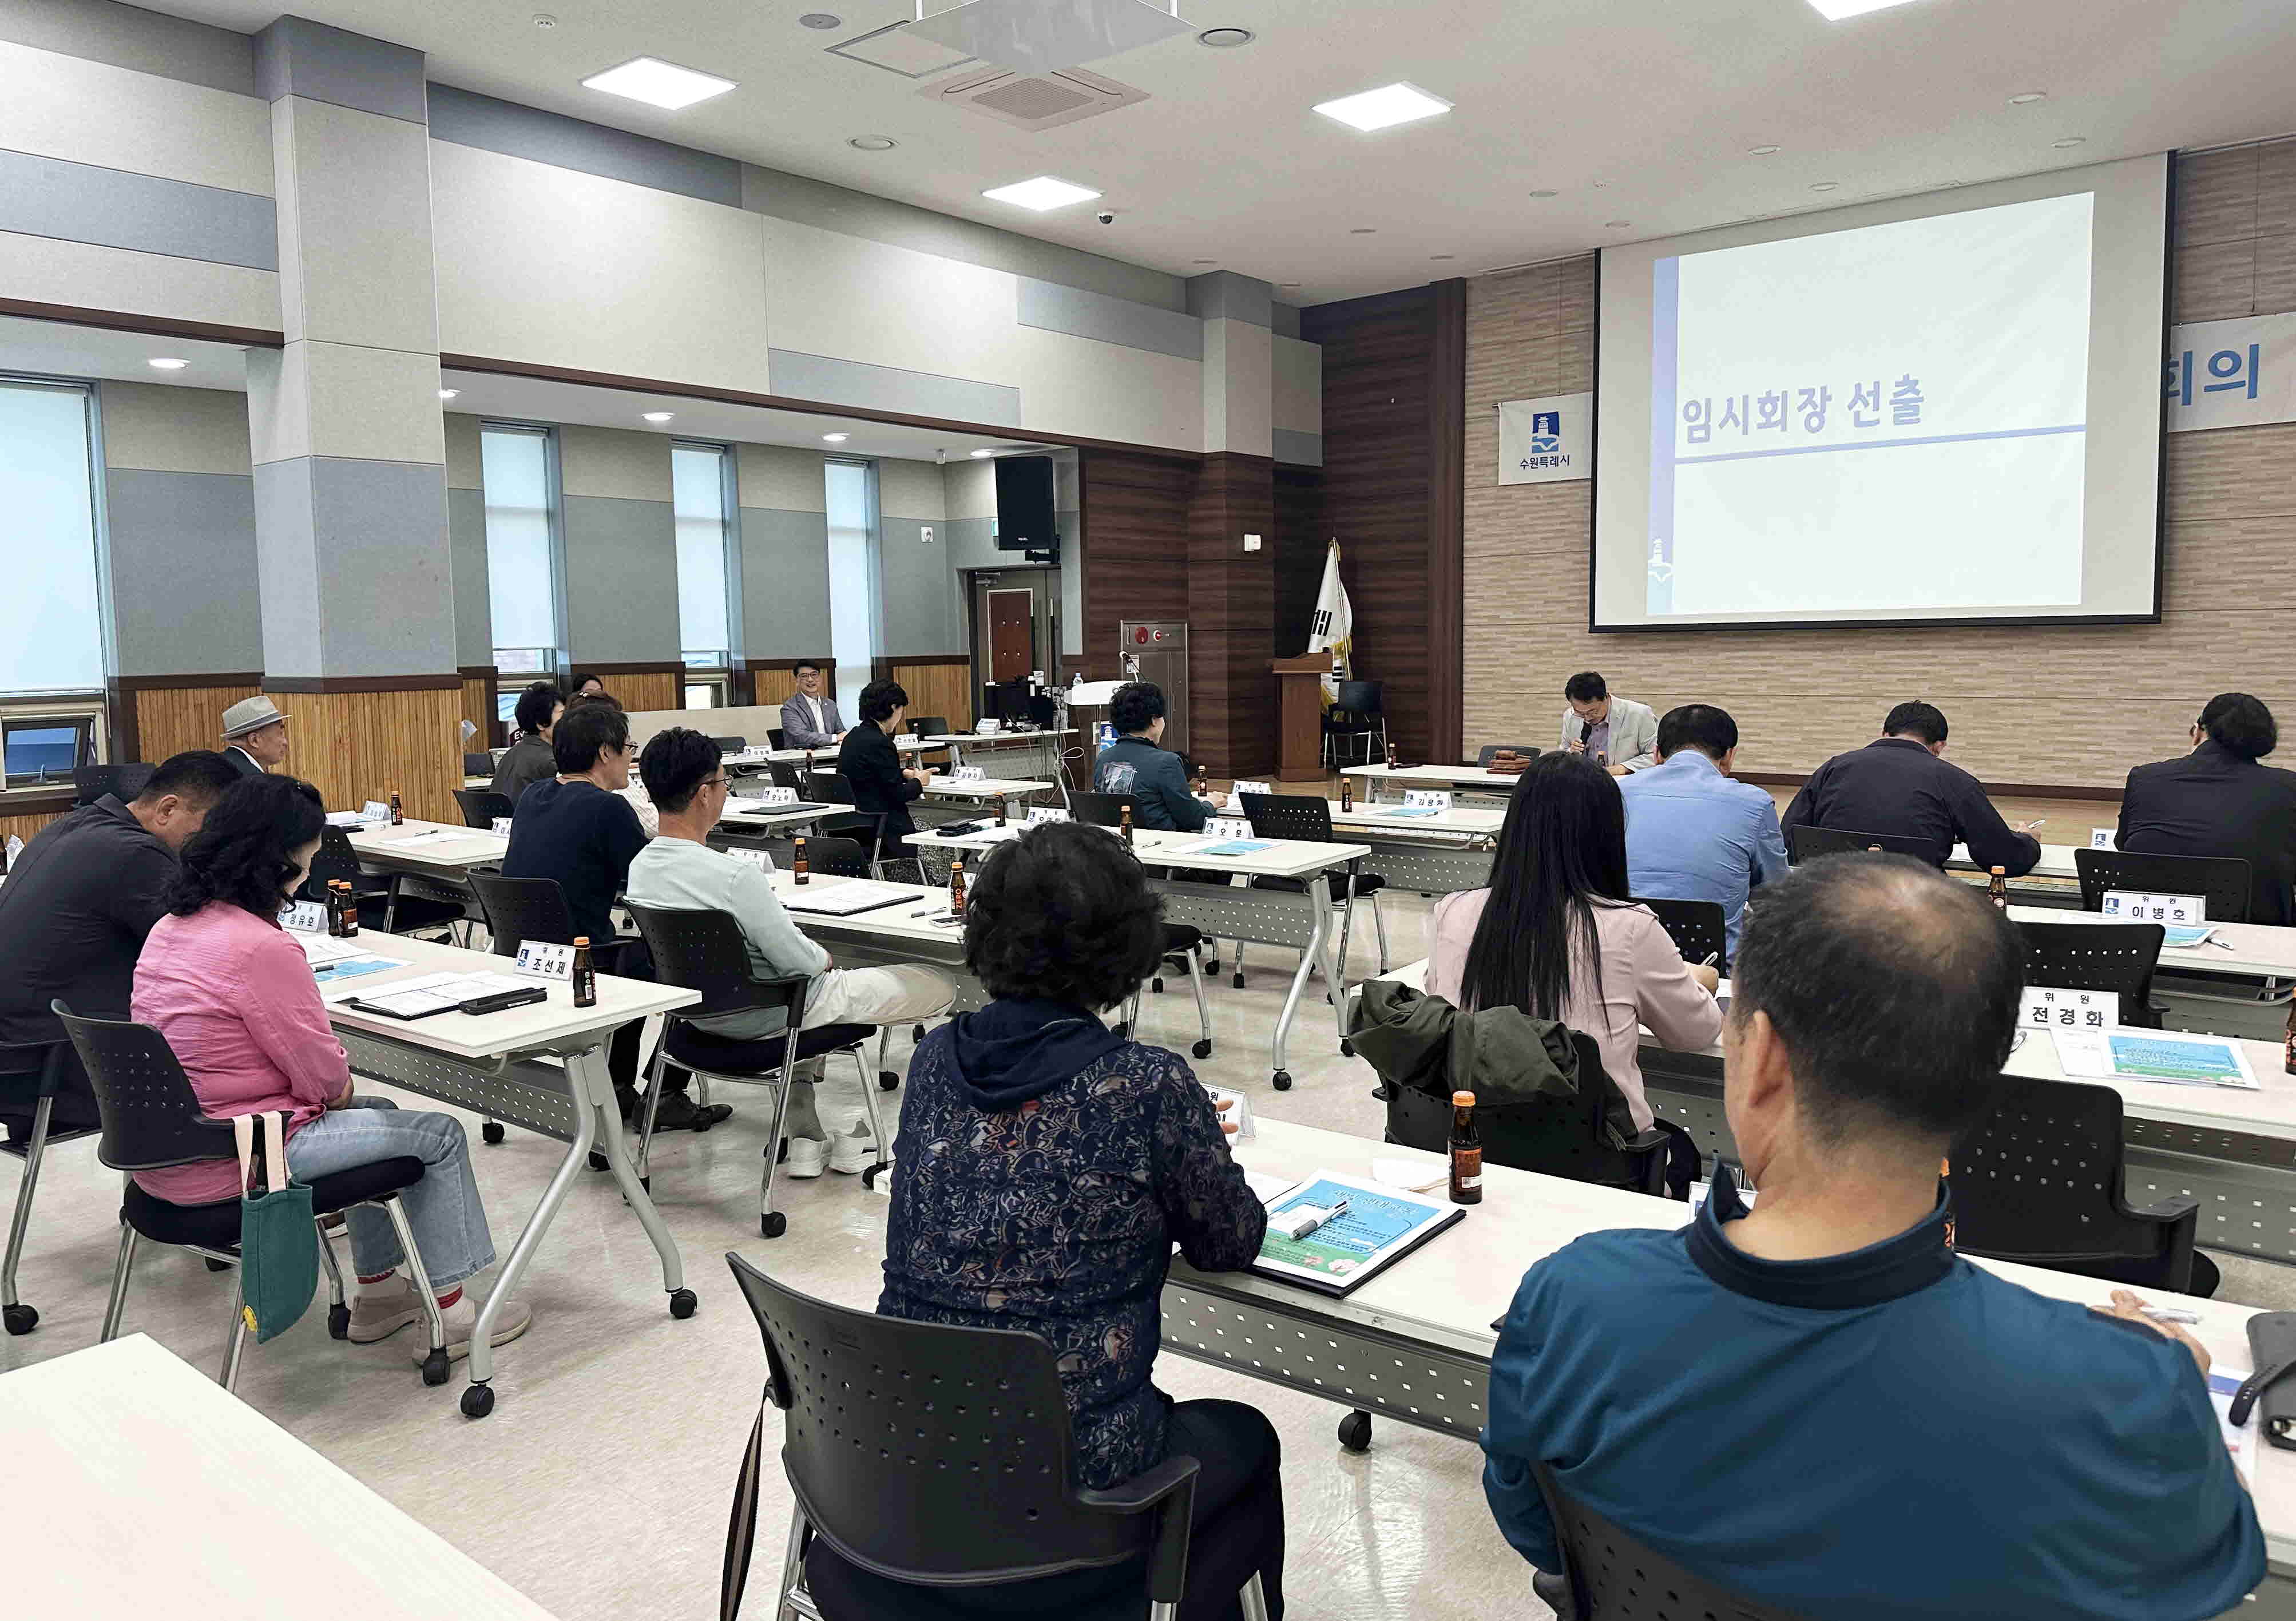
[1632, 896, 1728, 971]
[299, 825, 365, 900]
[798, 834, 875, 879]
[2015, 920, 2164, 1028]
[725, 1253, 1193, 1591]
[73, 763, 154, 807]
[1785, 824, 1938, 866]
[1533, 1461, 1808, 1621]
[819, 810, 887, 862]
[711, 735, 748, 753]
[765, 759, 805, 791]
[1476, 743, 1538, 766]
[1238, 792, 1335, 843]
[462, 751, 495, 776]
[1334, 679, 1382, 716]
[1386, 1033, 1660, 1193]
[2073, 849, 2254, 924]
[1949, 1076, 2194, 1291]
[1066, 791, 1139, 829]
[809, 772, 856, 806]
[51, 1003, 236, 1173]
[451, 786, 514, 829]
[624, 902, 807, 1024]
[906, 717, 949, 741]
[466, 870, 575, 956]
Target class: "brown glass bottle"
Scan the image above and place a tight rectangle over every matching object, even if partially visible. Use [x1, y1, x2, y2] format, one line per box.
[1987, 866, 2008, 909]
[993, 794, 1008, 827]
[792, 834, 809, 885]
[335, 880, 358, 938]
[1339, 775, 1353, 813]
[570, 936, 596, 1008]
[1120, 803, 1135, 848]
[2284, 997, 2295, 1077]
[1192, 762, 1210, 798]
[1449, 1089, 1482, 1204]
[324, 880, 345, 938]
[1385, 738, 1399, 771]
[948, 855, 967, 913]
[387, 790, 403, 826]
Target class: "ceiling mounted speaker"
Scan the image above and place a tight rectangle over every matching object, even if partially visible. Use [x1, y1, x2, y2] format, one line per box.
[903, 0, 1191, 76]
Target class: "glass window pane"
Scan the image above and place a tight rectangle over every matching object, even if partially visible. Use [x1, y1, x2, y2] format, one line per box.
[3, 720, 90, 788]
[824, 461, 878, 704]
[683, 683, 716, 710]
[0, 382, 102, 694]
[482, 427, 559, 658]
[673, 443, 731, 661]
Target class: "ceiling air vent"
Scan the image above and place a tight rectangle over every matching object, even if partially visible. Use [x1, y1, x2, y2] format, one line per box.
[917, 64, 1148, 131]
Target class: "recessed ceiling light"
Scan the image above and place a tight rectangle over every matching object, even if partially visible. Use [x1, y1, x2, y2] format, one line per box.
[1605, 220, 1632, 229]
[1810, 182, 1840, 192]
[1192, 257, 1218, 264]
[581, 57, 737, 111]
[1312, 82, 1452, 133]
[1430, 254, 1456, 261]
[1748, 144, 1782, 155]
[437, 388, 459, 400]
[2052, 136, 2087, 149]
[2008, 91, 2047, 105]
[799, 13, 842, 28]
[146, 357, 188, 370]
[1805, 0, 1922, 18]
[848, 135, 897, 152]
[970, 449, 993, 458]
[822, 433, 849, 443]
[1527, 189, 1559, 199]
[1349, 228, 1377, 235]
[643, 411, 675, 423]
[531, 12, 556, 26]
[982, 175, 1100, 211]
[1197, 26, 1254, 47]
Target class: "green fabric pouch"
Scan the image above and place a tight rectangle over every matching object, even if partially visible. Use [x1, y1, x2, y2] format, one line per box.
[234, 1111, 318, 1343]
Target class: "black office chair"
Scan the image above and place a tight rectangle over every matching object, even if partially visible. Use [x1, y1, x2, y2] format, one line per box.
[0, 1041, 100, 1335]
[626, 904, 887, 1235]
[808, 771, 856, 806]
[905, 716, 949, 742]
[2015, 920, 2167, 1028]
[72, 763, 153, 807]
[712, 735, 748, 752]
[820, 810, 893, 876]
[1950, 1076, 2214, 1297]
[765, 759, 806, 792]
[786, 833, 877, 881]
[300, 826, 467, 940]
[462, 751, 495, 778]
[1116, 922, 1215, 1061]
[1785, 825, 1940, 867]
[451, 786, 514, 829]
[1384, 1033, 1670, 1196]
[1068, 790, 1140, 829]
[768, 727, 788, 751]
[1476, 743, 1538, 767]
[2073, 849, 2254, 924]
[1532, 1460, 1805, 1621]
[54, 1002, 450, 1389]
[1633, 897, 1728, 973]
[1239, 791, 1388, 983]
[1322, 679, 1386, 768]
[724, 1254, 1275, 1621]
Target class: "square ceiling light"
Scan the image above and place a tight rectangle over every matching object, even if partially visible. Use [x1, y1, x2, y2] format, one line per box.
[580, 57, 737, 110]
[1312, 82, 1452, 133]
[905, 0, 1191, 76]
[982, 175, 1102, 211]
[1806, 0, 1924, 15]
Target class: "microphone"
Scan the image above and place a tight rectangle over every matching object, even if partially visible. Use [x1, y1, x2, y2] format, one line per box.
[1579, 720, 1593, 745]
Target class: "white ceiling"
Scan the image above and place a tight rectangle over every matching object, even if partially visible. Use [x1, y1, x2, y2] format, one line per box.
[0, 315, 249, 390]
[144, 0, 2296, 302]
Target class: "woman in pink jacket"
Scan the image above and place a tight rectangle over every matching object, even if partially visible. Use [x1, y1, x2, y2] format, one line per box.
[133, 774, 530, 1363]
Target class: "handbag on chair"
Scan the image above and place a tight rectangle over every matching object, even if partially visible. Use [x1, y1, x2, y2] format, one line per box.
[233, 1111, 318, 1343]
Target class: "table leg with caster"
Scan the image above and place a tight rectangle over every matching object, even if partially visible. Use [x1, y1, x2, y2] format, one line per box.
[459, 1074, 597, 1419]
[1268, 894, 1328, 1091]
[584, 1044, 689, 1309]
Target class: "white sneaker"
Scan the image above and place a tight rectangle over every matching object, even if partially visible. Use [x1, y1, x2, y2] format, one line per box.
[829, 1123, 879, 1175]
[413, 1292, 533, 1365]
[784, 1135, 828, 1179]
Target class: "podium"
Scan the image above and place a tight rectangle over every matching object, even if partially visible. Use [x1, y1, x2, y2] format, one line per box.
[1271, 655, 1333, 782]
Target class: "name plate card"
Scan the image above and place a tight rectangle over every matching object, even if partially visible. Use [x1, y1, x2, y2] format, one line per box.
[728, 846, 774, 872]
[952, 766, 988, 782]
[1026, 807, 1071, 826]
[279, 901, 328, 934]
[2101, 890, 2205, 925]
[491, 817, 513, 835]
[2089, 828, 2116, 850]
[1229, 781, 1274, 804]
[513, 941, 575, 981]
[1402, 790, 1455, 812]
[2020, 985, 2114, 1033]
[359, 800, 391, 823]
[759, 786, 798, 807]
[1206, 817, 1255, 841]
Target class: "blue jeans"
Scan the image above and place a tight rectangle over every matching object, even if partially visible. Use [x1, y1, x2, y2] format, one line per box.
[287, 1097, 496, 1289]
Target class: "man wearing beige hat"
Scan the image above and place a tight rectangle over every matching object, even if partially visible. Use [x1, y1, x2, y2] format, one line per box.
[220, 696, 289, 776]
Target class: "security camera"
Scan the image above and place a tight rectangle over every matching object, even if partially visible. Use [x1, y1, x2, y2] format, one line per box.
[1096, 209, 1116, 225]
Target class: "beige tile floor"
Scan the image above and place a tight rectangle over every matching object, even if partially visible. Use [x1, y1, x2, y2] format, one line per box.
[3, 887, 2290, 1619]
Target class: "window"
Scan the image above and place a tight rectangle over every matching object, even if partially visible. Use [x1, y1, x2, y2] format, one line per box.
[482, 424, 564, 677]
[0, 379, 105, 698]
[682, 681, 723, 710]
[2, 707, 101, 790]
[673, 443, 737, 685]
[824, 459, 879, 707]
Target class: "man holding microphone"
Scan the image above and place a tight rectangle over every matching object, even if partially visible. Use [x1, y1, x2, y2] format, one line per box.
[1559, 672, 1658, 776]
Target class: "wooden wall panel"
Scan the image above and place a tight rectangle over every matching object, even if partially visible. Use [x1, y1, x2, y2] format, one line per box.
[1459, 144, 2296, 791]
[590, 668, 680, 714]
[266, 685, 464, 826]
[1, 808, 64, 851]
[132, 680, 263, 764]
[884, 656, 975, 732]
[1078, 450, 1192, 680]
[1187, 453, 1278, 778]
[459, 668, 497, 748]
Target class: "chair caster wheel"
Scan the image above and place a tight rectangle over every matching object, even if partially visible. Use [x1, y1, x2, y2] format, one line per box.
[421, 1347, 450, 1386]
[760, 1211, 788, 1238]
[1192, 1040, 1213, 1059]
[327, 1303, 350, 1341]
[669, 1288, 697, 1319]
[460, 1383, 495, 1419]
[3, 1303, 37, 1335]
[205, 1258, 232, 1273]
[482, 1121, 505, 1145]
[1231, 973, 1246, 989]
[878, 1070, 899, 1091]
[1338, 1410, 1372, 1453]
[1340, 1039, 1355, 1057]
[1205, 958, 1219, 974]
[911, 1024, 925, 1042]
[862, 1162, 887, 1191]
[1272, 1070, 1293, 1091]
[1151, 977, 1165, 993]
[588, 1151, 609, 1171]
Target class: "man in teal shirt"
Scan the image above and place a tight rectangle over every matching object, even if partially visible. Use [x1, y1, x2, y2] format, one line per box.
[1619, 704, 1787, 964]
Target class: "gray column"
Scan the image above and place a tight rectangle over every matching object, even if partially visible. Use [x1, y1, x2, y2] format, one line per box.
[247, 17, 452, 679]
[1188, 271, 1275, 458]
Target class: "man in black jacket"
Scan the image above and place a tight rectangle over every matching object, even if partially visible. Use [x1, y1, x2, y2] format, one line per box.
[1782, 702, 2040, 875]
[2119, 693, 2296, 925]
[838, 679, 935, 844]
[1094, 682, 1215, 831]
[0, 750, 240, 1137]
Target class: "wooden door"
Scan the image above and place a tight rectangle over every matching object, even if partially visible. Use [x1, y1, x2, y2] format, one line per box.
[987, 589, 1034, 683]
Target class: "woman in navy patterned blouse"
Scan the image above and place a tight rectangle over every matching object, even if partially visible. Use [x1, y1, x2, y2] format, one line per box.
[877, 819, 1283, 1619]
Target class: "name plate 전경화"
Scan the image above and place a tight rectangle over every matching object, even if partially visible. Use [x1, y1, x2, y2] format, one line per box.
[2021, 985, 2114, 1033]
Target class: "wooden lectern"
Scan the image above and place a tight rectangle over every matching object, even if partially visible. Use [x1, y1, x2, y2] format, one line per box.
[1271, 655, 1333, 782]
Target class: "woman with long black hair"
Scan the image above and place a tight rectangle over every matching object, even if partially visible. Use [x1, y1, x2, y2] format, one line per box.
[1426, 751, 1721, 1139]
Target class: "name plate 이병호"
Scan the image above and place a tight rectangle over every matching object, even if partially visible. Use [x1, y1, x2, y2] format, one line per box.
[513, 941, 575, 981]
[2101, 890, 2204, 926]
[2021, 985, 2113, 1033]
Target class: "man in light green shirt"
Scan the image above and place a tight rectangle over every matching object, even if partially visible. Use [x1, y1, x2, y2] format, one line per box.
[628, 728, 954, 1177]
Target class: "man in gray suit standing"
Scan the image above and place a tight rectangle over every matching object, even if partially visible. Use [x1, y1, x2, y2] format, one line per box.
[1558, 671, 1659, 775]
[779, 659, 846, 751]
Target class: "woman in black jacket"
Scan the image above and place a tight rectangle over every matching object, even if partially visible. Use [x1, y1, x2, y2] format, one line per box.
[835, 678, 933, 842]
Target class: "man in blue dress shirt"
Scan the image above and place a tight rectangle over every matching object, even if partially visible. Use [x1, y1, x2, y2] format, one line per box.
[1482, 854, 2264, 1620]
[1619, 704, 1789, 964]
